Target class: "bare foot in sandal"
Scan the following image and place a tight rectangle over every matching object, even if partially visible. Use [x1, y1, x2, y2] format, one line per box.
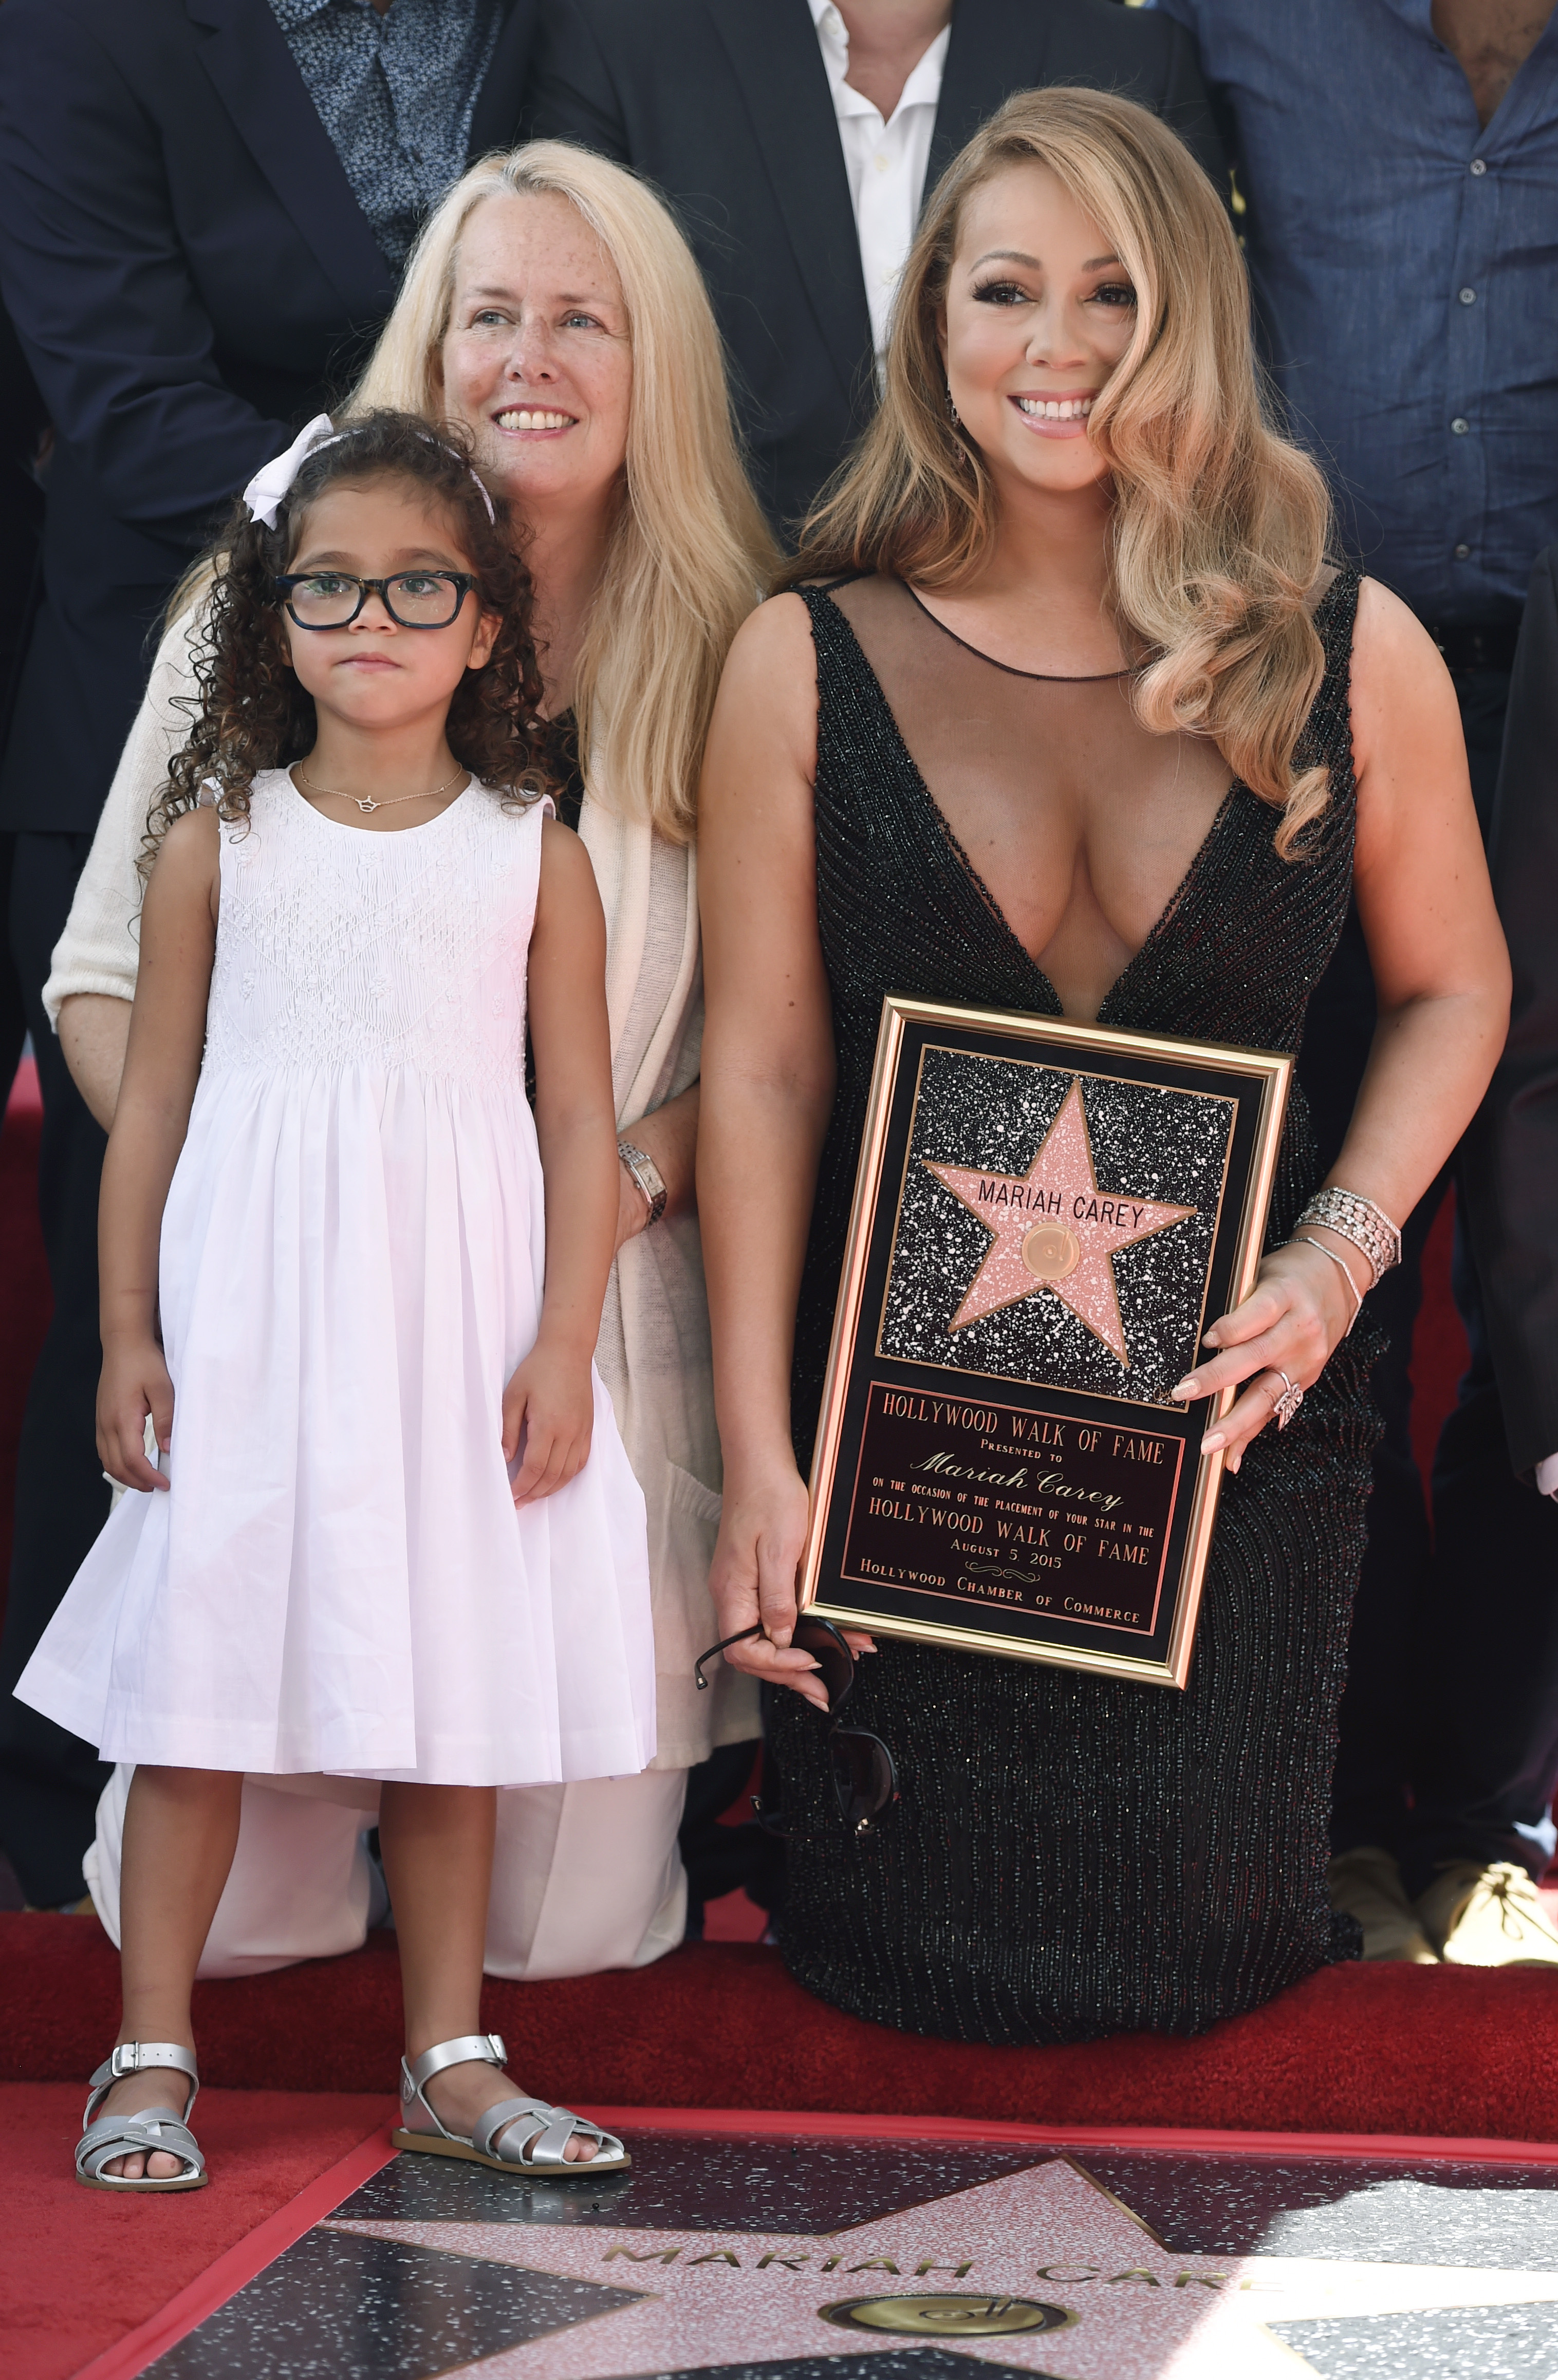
[96, 2068, 194, 2181]
[422, 2060, 602, 2161]
[76, 2042, 206, 2191]
[397, 2036, 627, 2172]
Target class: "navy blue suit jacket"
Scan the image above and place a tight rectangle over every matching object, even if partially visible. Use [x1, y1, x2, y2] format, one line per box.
[0, 0, 537, 832]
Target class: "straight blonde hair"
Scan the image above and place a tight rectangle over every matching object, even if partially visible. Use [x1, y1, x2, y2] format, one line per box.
[784, 89, 1335, 856]
[353, 141, 777, 842]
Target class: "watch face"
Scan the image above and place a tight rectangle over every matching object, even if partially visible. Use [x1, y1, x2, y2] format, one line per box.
[620, 1144, 666, 1220]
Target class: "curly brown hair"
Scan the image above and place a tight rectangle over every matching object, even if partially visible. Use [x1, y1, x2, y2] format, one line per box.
[146, 411, 549, 872]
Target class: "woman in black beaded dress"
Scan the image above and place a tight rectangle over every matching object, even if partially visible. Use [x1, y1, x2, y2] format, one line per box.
[697, 89, 1508, 2046]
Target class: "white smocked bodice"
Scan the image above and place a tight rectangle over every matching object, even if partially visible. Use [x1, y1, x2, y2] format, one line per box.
[203, 772, 549, 1094]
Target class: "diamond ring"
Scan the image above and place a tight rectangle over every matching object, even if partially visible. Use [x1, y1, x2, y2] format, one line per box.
[1267, 1369, 1304, 1430]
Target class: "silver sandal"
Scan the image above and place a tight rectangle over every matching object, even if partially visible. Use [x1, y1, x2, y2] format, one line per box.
[393, 2032, 630, 2176]
[76, 2041, 207, 2192]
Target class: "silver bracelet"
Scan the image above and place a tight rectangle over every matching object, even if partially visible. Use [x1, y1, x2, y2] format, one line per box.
[1295, 1187, 1401, 1289]
[617, 1139, 667, 1228]
[1294, 1233, 1364, 1330]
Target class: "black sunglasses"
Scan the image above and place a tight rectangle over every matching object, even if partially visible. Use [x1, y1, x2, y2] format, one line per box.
[693, 1615, 898, 1837]
[274, 569, 477, 631]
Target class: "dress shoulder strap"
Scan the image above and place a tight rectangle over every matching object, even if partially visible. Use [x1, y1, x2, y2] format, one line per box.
[1294, 567, 1361, 821]
[1312, 564, 1361, 675]
[794, 577, 884, 709]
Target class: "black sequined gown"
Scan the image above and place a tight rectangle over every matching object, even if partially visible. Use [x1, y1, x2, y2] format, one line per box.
[775, 570, 1377, 2045]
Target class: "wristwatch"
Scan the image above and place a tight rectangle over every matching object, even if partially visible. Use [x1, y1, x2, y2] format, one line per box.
[617, 1139, 667, 1228]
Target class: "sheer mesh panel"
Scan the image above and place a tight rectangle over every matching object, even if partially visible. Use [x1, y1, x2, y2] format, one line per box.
[826, 573, 1234, 1009]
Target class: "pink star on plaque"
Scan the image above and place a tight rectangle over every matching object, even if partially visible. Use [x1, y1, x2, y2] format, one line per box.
[924, 1079, 1197, 1367]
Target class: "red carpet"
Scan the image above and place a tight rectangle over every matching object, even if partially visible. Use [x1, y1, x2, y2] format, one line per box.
[0, 2082, 392, 2380]
[5, 1912, 1557, 2145]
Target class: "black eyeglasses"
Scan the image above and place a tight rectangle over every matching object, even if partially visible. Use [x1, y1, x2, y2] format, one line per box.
[274, 570, 477, 630]
[693, 1615, 898, 1837]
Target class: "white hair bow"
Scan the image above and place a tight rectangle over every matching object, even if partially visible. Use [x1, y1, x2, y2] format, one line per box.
[241, 413, 497, 530]
[242, 414, 341, 529]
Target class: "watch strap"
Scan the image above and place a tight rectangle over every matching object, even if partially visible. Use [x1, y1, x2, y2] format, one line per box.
[617, 1139, 667, 1227]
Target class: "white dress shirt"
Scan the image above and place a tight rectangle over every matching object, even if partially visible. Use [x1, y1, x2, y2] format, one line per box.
[809, 0, 950, 360]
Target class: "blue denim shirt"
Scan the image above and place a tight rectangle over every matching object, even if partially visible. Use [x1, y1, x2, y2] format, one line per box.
[1155, 0, 1558, 622]
[269, 0, 499, 269]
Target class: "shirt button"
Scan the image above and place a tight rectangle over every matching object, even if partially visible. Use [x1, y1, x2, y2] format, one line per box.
[1451, 416, 1470, 434]
[874, 153, 889, 172]
[1454, 542, 1471, 559]
[1469, 157, 1488, 175]
[1458, 286, 1476, 304]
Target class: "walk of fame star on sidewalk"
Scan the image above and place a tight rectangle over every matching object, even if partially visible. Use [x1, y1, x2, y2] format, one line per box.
[925, 1081, 1196, 1365]
[328, 2154, 1558, 2379]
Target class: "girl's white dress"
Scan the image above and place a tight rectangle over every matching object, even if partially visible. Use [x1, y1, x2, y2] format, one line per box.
[18, 773, 657, 1788]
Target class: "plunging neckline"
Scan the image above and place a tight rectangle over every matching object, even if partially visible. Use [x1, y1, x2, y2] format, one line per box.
[820, 573, 1347, 1026]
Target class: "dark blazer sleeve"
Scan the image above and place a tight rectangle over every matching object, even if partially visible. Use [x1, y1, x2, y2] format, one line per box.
[1151, 9, 1226, 192]
[523, 1, 633, 161]
[468, 0, 544, 155]
[1460, 549, 1558, 1478]
[929, 0, 1227, 213]
[0, 1, 290, 548]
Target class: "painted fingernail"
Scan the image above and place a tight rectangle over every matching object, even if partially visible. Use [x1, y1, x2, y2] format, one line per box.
[1172, 1379, 1197, 1401]
[1201, 1433, 1225, 1453]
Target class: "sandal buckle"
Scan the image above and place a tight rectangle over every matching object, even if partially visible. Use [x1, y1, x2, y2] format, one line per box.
[109, 2044, 140, 2078]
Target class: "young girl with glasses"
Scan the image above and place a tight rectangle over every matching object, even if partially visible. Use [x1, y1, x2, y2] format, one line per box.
[17, 411, 654, 2190]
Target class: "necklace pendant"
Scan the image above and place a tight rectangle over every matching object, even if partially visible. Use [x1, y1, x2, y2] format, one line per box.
[354, 797, 378, 814]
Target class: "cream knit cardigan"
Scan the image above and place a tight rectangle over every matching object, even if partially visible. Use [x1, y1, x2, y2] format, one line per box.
[45, 609, 757, 1771]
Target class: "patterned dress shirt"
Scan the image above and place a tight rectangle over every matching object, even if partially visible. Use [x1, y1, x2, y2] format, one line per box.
[1155, 0, 1558, 623]
[269, 0, 501, 269]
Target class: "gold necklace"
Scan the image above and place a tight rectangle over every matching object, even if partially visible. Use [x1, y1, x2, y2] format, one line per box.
[295, 763, 467, 815]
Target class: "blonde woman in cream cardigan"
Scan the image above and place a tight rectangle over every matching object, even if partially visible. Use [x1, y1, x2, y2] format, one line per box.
[47, 143, 772, 1979]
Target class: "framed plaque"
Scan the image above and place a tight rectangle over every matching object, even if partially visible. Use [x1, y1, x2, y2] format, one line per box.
[798, 999, 1291, 1687]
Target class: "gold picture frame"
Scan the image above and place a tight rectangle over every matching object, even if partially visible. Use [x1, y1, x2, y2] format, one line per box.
[797, 997, 1292, 1688]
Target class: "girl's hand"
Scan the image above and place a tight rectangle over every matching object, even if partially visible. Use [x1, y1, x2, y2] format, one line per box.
[1171, 1237, 1361, 1473]
[708, 1457, 874, 1712]
[97, 1338, 174, 1491]
[502, 1341, 595, 1504]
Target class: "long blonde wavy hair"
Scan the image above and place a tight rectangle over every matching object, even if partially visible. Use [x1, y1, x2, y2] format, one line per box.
[784, 88, 1336, 856]
[351, 141, 776, 841]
